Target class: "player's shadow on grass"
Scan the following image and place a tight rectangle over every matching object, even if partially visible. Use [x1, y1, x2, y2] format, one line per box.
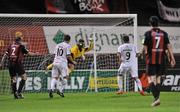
[36, 97, 51, 101]
[35, 97, 65, 101]
[105, 94, 128, 99]
[0, 97, 26, 101]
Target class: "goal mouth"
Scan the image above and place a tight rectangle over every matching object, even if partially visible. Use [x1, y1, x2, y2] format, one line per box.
[0, 14, 137, 94]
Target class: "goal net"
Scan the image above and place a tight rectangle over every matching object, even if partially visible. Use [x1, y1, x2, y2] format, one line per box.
[0, 14, 137, 94]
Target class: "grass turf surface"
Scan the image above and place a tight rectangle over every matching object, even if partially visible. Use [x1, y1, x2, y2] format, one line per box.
[0, 92, 179, 112]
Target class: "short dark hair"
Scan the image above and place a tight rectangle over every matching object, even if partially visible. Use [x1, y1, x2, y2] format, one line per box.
[78, 39, 85, 48]
[123, 35, 129, 43]
[64, 35, 71, 41]
[149, 16, 159, 27]
[78, 39, 84, 43]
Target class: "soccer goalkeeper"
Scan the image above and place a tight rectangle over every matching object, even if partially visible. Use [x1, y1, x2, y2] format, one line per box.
[47, 38, 93, 74]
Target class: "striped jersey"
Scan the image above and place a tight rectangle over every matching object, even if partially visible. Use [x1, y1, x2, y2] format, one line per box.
[143, 28, 170, 64]
[6, 42, 28, 63]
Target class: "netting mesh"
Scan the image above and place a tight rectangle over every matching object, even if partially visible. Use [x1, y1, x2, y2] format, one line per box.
[0, 16, 133, 26]
[0, 14, 137, 94]
[86, 25, 135, 92]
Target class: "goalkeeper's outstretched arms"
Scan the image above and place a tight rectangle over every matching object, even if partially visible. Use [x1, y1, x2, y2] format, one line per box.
[84, 37, 94, 52]
[80, 38, 93, 60]
[45, 38, 93, 73]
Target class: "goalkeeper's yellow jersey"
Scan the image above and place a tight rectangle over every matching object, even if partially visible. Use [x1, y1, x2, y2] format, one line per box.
[46, 41, 93, 70]
[71, 41, 93, 60]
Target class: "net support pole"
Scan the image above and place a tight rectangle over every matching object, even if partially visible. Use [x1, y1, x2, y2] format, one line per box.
[93, 28, 98, 92]
[124, 75, 127, 92]
[133, 14, 138, 92]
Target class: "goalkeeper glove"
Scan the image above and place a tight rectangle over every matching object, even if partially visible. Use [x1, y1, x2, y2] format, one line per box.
[47, 64, 53, 70]
[88, 37, 93, 42]
[82, 55, 86, 61]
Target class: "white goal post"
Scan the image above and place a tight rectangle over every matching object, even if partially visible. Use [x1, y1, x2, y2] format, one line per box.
[0, 14, 138, 94]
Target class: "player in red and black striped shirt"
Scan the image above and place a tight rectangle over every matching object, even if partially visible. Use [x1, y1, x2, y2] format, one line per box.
[143, 16, 176, 107]
[144, 28, 169, 65]
[0, 32, 37, 99]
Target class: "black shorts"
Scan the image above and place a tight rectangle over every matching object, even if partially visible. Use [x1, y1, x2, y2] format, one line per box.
[8, 62, 25, 77]
[146, 64, 166, 76]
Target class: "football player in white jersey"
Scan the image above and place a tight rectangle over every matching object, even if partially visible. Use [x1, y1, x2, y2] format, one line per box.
[49, 35, 76, 98]
[116, 35, 145, 96]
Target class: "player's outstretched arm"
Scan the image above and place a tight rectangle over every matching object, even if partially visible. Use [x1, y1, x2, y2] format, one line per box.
[28, 51, 40, 56]
[21, 45, 40, 56]
[67, 54, 77, 65]
[84, 38, 94, 52]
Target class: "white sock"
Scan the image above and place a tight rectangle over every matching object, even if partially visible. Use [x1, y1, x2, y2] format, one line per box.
[117, 76, 123, 91]
[59, 78, 67, 93]
[135, 78, 143, 91]
[50, 78, 57, 91]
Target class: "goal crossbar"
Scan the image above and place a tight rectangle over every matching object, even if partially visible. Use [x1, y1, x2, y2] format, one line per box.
[0, 14, 137, 18]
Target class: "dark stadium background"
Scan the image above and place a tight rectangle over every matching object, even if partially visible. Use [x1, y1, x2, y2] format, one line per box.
[0, 0, 180, 26]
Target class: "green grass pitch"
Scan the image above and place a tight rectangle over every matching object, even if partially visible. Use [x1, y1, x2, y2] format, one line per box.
[0, 92, 179, 112]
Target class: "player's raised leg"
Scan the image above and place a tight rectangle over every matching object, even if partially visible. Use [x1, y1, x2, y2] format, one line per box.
[134, 77, 145, 96]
